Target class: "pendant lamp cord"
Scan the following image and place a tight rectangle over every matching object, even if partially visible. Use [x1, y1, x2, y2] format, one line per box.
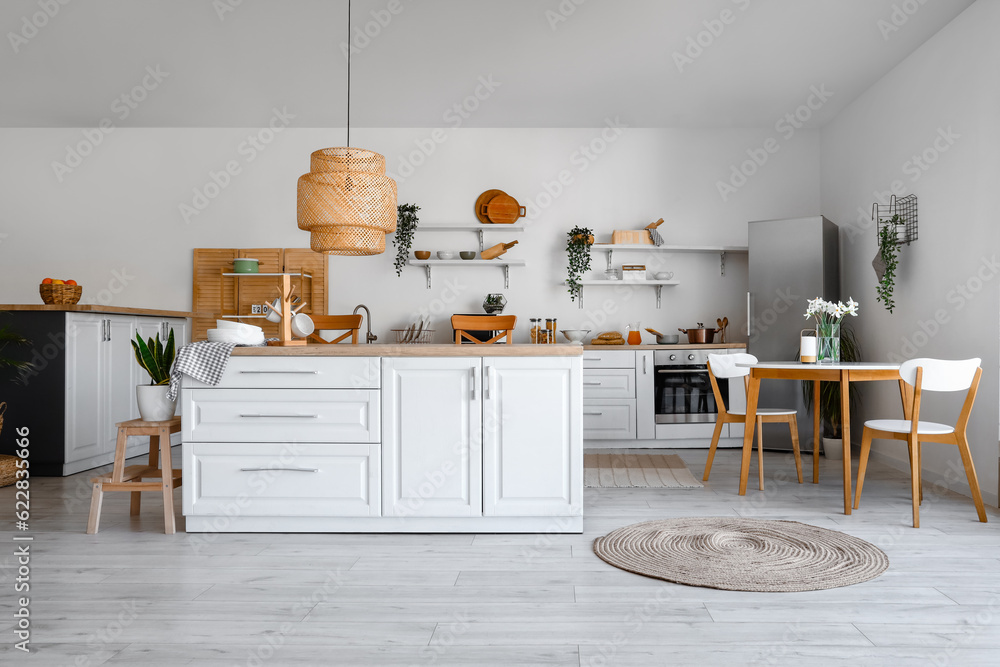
[346, 0, 351, 148]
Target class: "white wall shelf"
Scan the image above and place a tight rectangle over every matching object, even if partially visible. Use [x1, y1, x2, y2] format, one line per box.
[590, 244, 748, 276]
[566, 280, 679, 309]
[416, 223, 526, 252]
[408, 259, 526, 289]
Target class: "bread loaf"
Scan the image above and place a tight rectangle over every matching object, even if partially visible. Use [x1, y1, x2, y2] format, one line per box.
[596, 331, 624, 341]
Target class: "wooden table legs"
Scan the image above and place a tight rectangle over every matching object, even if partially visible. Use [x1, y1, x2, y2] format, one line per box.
[840, 370, 852, 515]
[812, 380, 821, 484]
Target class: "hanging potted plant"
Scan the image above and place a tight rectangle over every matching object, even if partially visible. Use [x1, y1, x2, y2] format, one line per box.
[801, 324, 862, 459]
[393, 203, 421, 277]
[566, 226, 594, 302]
[873, 215, 902, 313]
[132, 329, 177, 422]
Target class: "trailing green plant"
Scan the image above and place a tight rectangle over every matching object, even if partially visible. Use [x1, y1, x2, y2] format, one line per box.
[0, 314, 32, 384]
[801, 324, 862, 438]
[132, 329, 175, 386]
[393, 203, 421, 277]
[566, 226, 594, 302]
[875, 216, 901, 313]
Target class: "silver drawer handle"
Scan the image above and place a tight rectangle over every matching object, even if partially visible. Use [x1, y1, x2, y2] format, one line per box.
[584, 411, 604, 415]
[239, 370, 319, 374]
[239, 414, 319, 419]
[583, 381, 603, 386]
[657, 369, 705, 374]
[584, 356, 602, 361]
[240, 467, 319, 473]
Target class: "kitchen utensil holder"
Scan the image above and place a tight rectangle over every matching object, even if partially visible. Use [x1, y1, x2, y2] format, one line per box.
[872, 194, 917, 245]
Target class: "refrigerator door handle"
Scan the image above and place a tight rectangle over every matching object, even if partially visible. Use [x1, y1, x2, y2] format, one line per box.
[746, 292, 752, 337]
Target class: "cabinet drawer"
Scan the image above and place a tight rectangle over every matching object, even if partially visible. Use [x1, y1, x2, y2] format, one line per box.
[184, 442, 379, 517]
[582, 350, 635, 369]
[583, 399, 636, 440]
[181, 356, 380, 389]
[184, 389, 379, 443]
[583, 368, 635, 399]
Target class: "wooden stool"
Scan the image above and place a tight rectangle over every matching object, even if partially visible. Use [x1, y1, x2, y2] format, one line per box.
[87, 416, 183, 535]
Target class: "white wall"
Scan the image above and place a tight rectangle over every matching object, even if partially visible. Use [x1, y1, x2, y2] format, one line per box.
[821, 0, 1000, 505]
[0, 125, 820, 344]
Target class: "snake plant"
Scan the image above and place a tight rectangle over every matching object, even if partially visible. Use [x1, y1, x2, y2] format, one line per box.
[132, 329, 175, 386]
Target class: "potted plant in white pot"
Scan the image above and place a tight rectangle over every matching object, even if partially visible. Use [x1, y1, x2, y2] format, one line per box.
[132, 329, 176, 422]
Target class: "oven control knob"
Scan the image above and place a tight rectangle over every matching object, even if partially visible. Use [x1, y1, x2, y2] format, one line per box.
[688, 354, 696, 361]
[669, 354, 677, 361]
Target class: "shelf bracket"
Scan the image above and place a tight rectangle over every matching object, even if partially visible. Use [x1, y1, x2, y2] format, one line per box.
[503, 265, 510, 289]
[606, 249, 614, 271]
[478, 229, 485, 253]
[424, 265, 432, 290]
[578, 286, 584, 309]
[656, 285, 662, 309]
[720, 251, 726, 276]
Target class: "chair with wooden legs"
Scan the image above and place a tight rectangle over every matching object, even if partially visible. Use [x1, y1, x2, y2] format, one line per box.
[854, 357, 986, 528]
[87, 417, 183, 534]
[307, 315, 363, 344]
[451, 315, 517, 344]
[703, 353, 803, 490]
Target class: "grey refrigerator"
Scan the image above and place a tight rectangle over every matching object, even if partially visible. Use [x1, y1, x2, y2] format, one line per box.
[747, 216, 840, 450]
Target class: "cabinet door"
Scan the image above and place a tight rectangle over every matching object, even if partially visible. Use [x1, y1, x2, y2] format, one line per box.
[482, 357, 582, 517]
[382, 358, 482, 517]
[164, 317, 189, 348]
[105, 316, 139, 451]
[64, 314, 105, 463]
[635, 350, 655, 440]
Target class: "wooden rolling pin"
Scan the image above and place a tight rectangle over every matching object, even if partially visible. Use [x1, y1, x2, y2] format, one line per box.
[482, 241, 518, 260]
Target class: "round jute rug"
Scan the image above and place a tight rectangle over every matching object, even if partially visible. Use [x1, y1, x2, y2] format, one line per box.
[593, 517, 889, 592]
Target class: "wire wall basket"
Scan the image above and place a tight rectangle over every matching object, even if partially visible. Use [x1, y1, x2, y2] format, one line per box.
[871, 194, 917, 245]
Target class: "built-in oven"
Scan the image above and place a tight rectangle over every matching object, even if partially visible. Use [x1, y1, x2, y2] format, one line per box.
[653, 349, 726, 424]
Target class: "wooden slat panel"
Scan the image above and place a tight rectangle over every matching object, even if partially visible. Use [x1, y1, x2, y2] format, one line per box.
[192, 248, 237, 341]
[283, 248, 328, 317]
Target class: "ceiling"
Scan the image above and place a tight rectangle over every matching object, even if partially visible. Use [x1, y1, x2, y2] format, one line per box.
[0, 0, 975, 128]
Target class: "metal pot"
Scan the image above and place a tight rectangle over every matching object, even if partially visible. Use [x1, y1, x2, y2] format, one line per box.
[678, 323, 721, 344]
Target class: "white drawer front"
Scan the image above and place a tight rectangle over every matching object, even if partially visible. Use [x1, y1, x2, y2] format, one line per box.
[184, 442, 379, 517]
[181, 356, 380, 389]
[583, 399, 636, 440]
[184, 389, 379, 443]
[582, 350, 635, 369]
[583, 369, 635, 399]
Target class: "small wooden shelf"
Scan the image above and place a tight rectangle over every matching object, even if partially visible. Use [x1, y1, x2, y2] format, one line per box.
[408, 259, 526, 289]
[590, 244, 748, 276]
[566, 280, 679, 309]
[221, 272, 314, 278]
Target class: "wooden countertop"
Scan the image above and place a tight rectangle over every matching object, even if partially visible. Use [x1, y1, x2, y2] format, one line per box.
[0, 304, 203, 318]
[582, 343, 747, 350]
[232, 344, 583, 357]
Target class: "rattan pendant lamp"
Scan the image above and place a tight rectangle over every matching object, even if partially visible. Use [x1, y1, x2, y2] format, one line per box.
[297, 1, 397, 255]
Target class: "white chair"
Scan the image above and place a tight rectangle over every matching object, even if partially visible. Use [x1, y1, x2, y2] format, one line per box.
[854, 358, 987, 528]
[704, 353, 803, 490]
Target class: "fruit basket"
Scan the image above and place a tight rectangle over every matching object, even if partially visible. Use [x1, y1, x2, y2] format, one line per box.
[39, 283, 82, 305]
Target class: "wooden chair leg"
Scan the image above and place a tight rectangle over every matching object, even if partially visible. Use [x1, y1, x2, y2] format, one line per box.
[908, 435, 920, 528]
[86, 483, 104, 535]
[853, 427, 874, 510]
[788, 415, 803, 484]
[955, 432, 988, 523]
[158, 427, 177, 535]
[703, 418, 725, 481]
[756, 416, 765, 491]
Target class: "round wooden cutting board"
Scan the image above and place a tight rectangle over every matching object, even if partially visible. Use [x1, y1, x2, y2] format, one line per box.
[474, 189, 505, 224]
[483, 192, 525, 224]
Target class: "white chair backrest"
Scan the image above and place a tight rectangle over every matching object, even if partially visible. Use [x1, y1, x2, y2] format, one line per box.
[708, 353, 758, 379]
[899, 358, 981, 392]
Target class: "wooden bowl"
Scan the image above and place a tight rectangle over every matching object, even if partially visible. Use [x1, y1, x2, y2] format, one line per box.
[414, 251, 431, 260]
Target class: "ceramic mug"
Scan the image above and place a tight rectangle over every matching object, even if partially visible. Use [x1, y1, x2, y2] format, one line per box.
[265, 298, 283, 323]
[291, 313, 315, 338]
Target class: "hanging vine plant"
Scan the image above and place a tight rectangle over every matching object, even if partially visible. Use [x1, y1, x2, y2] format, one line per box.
[566, 226, 594, 301]
[392, 203, 421, 277]
[874, 215, 901, 313]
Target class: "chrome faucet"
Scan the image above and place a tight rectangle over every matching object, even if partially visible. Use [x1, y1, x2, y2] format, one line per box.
[353, 304, 377, 344]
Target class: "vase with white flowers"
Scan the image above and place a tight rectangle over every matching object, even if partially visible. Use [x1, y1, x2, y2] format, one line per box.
[804, 297, 859, 363]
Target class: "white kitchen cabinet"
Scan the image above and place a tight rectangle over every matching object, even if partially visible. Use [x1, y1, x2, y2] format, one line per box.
[381, 357, 483, 518]
[583, 350, 637, 441]
[482, 356, 582, 517]
[635, 350, 655, 440]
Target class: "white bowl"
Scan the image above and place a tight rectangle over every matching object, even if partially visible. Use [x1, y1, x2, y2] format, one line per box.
[437, 251, 456, 260]
[655, 271, 674, 280]
[560, 329, 591, 344]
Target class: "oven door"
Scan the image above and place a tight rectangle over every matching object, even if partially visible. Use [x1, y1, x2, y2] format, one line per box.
[654, 365, 726, 424]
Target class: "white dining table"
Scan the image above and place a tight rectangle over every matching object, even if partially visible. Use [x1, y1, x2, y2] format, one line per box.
[735, 361, 904, 514]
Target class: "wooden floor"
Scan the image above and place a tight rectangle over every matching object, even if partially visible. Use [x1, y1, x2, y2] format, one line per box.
[3, 446, 1000, 666]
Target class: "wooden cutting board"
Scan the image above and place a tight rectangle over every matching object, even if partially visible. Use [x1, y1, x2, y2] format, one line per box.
[483, 193, 525, 224]
[474, 189, 505, 224]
